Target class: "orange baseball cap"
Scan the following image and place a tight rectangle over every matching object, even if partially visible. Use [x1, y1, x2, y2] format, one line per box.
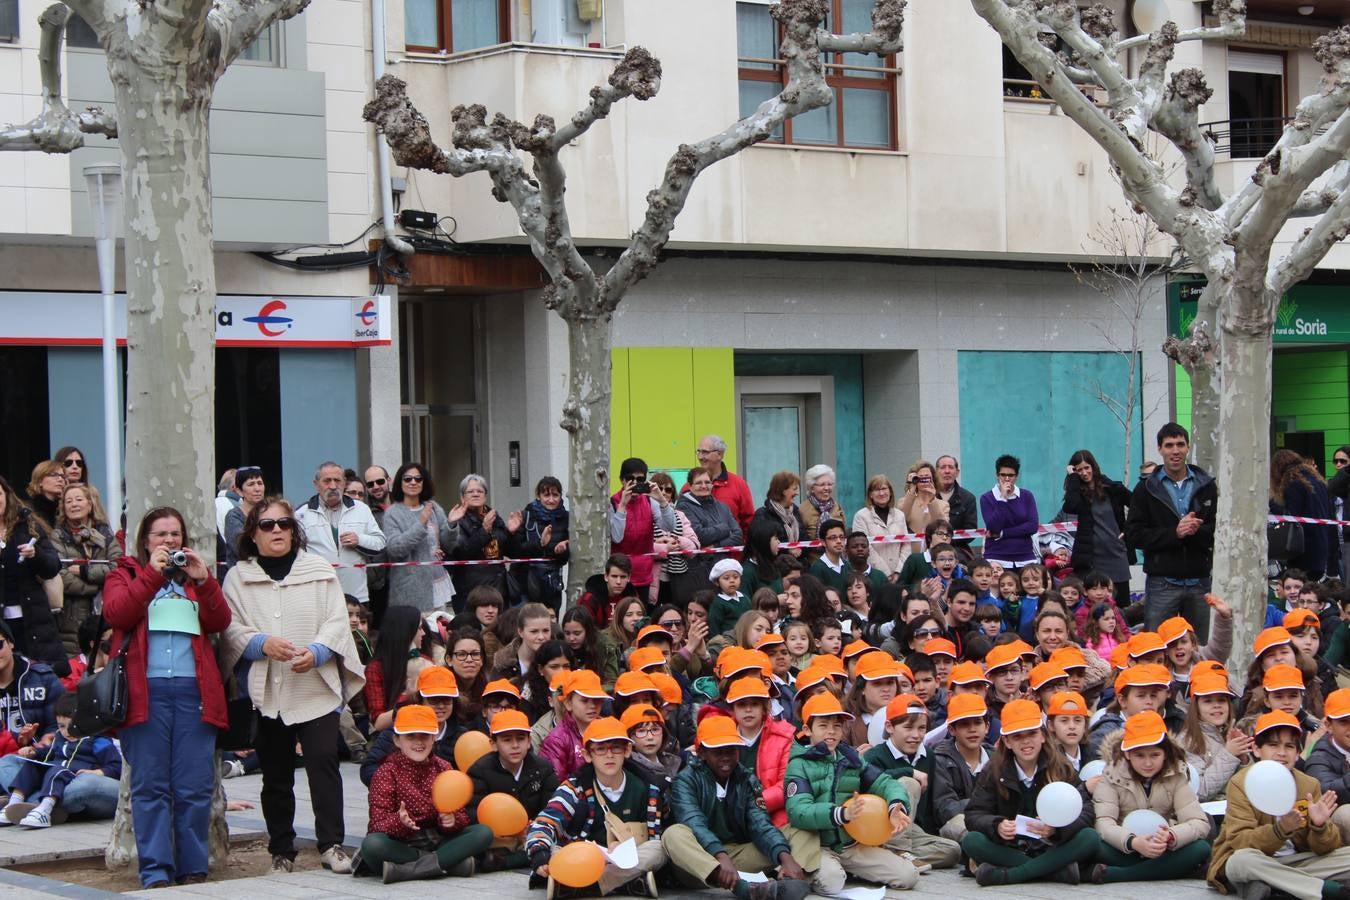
[885, 693, 927, 722]
[1158, 617, 1195, 646]
[563, 670, 609, 700]
[1189, 670, 1235, 697]
[1284, 609, 1321, 631]
[842, 639, 872, 661]
[925, 637, 957, 659]
[482, 678, 522, 700]
[619, 703, 665, 731]
[726, 675, 771, 704]
[1121, 710, 1167, 751]
[549, 670, 573, 693]
[755, 633, 786, 651]
[1000, 698, 1044, 736]
[1127, 631, 1166, 659]
[801, 692, 855, 725]
[1049, 646, 1088, 671]
[1010, 640, 1037, 662]
[1046, 691, 1089, 717]
[1254, 627, 1293, 658]
[1029, 662, 1069, 692]
[649, 672, 683, 705]
[636, 624, 674, 646]
[394, 704, 439, 735]
[1115, 663, 1171, 695]
[1192, 660, 1228, 679]
[948, 661, 991, 688]
[984, 644, 1022, 674]
[1262, 664, 1305, 693]
[696, 715, 746, 749]
[614, 672, 660, 698]
[714, 646, 745, 678]
[583, 716, 633, 746]
[857, 652, 902, 682]
[1255, 709, 1303, 738]
[794, 667, 831, 694]
[721, 650, 767, 680]
[489, 709, 532, 735]
[1109, 644, 1132, 671]
[628, 647, 667, 672]
[809, 655, 848, 680]
[1326, 689, 1350, 720]
[946, 693, 989, 724]
[417, 666, 459, 699]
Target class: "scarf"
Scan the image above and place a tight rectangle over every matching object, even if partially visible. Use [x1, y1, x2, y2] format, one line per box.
[526, 498, 564, 528]
[768, 500, 800, 542]
[807, 493, 835, 521]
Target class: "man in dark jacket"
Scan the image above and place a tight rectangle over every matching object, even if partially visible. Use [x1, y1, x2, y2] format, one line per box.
[936, 456, 979, 560]
[699, 436, 756, 537]
[1124, 423, 1218, 642]
[663, 717, 811, 900]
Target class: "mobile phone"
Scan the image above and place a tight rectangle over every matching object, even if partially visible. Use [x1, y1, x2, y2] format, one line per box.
[633, 482, 652, 494]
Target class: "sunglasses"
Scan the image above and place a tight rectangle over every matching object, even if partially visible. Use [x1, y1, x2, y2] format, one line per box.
[366, 477, 387, 487]
[62, 458, 84, 469]
[658, 619, 683, 629]
[914, 627, 942, 637]
[256, 517, 295, 532]
[402, 475, 424, 483]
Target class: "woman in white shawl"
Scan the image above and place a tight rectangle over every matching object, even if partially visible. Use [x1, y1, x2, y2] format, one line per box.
[220, 498, 365, 876]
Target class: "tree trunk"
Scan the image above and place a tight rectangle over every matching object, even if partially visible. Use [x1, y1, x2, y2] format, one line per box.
[112, 65, 218, 554]
[562, 309, 614, 599]
[1210, 286, 1274, 678]
[106, 760, 232, 870]
[1189, 286, 1221, 471]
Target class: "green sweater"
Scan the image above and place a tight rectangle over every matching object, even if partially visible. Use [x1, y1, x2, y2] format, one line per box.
[862, 741, 937, 832]
[784, 740, 909, 851]
[708, 592, 751, 637]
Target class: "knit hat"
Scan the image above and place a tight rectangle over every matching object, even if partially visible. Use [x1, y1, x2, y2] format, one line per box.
[394, 704, 439, 735]
[709, 558, 743, 583]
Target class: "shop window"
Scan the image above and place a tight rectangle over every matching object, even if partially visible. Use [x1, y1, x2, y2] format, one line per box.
[1228, 49, 1285, 158]
[405, 0, 508, 53]
[0, 348, 50, 487]
[216, 348, 283, 495]
[735, 0, 898, 151]
[0, 0, 18, 43]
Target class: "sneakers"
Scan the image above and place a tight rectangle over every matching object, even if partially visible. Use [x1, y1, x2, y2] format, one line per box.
[18, 807, 51, 828]
[270, 854, 294, 874]
[2, 802, 34, 825]
[898, 852, 932, 875]
[746, 879, 809, 900]
[974, 863, 1009, 887]
[623, 872, 658, 897]
[1049, 862, 1080, 885]
[221, 759, 246, 779]
[1089, 862, 1109, 885]
[546, 876, 592, 900]
[320, 846, 354, 874]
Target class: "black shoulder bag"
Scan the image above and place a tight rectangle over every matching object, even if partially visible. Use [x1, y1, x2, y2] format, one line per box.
[69, 634, 132, 737]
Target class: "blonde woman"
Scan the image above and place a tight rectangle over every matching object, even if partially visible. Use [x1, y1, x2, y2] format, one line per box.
[51, 483, 122, 655]
[851, 474, 910, 579]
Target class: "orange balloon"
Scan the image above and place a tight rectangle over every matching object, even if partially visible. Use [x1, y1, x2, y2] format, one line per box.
[477, 792, 529, 838]
[454, 730, 493, 771]
[550, 840, 606, 888]
[842, 794, 892, 847]
[432, 769, 473, 813]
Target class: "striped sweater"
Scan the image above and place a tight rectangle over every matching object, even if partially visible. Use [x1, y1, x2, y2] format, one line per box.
[524, 761, 662, 867]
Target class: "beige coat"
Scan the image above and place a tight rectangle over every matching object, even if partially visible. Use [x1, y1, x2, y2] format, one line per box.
[896, 492, 950, 554]
[1092, 732, 1211, 853]
[221, 550, 366, 725]
[851, 506, 911, 577]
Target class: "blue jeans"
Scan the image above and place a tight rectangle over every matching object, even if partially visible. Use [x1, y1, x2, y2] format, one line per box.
[0, 754, 118, 819]
[1145, 575, 1212, 643]
[119, 677, 218, 887]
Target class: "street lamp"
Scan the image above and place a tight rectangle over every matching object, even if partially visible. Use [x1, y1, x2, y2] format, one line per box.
[1131, 0, 1169, 34]
[84, 163, 123, 526]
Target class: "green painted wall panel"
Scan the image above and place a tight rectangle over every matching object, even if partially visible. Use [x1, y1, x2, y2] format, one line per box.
[1273, 349, 1349, 473]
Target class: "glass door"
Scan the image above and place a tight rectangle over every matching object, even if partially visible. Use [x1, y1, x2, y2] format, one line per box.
[741, 397, 805, 504]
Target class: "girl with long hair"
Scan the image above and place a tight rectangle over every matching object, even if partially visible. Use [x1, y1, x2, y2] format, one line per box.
[1176, 668, 1250, 802]
[560, 605, 601, 673]
[364, 606, 431, 732]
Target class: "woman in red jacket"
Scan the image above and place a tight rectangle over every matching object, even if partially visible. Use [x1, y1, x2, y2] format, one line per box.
[103, 506, 231, 889]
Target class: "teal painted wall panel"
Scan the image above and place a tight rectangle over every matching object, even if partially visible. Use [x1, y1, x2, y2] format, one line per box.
[958, 351, 1144, 524]
[734, 354, 866, 515]
[47, 348, 121, 503]
[279, 350, 358, 505]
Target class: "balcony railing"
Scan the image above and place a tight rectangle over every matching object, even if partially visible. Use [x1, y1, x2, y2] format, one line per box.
[1201, 116, 1291, 158]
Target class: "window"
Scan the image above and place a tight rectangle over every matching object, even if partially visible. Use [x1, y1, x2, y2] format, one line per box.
[735, 0, 898, 150]
[237, 24, 280, 65]
[65, 12, 99, 48]
[405, 0, 508, 53]
[0, 0, 18, 43]
[1003, 44, 1057, 99]
[1227, 49, 1285, 158]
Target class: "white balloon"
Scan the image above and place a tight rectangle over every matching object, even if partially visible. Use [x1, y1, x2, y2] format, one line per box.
[1122, 808, 1168, 838]
[1079, 760, 1106, 782]
[1036, 781, 1083, 828]
[1246, 759, 1297, 816]
[1188, 763, 1201, 797]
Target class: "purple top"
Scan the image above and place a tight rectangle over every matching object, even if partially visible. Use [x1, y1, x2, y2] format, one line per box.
[979, 488, 1040, 564]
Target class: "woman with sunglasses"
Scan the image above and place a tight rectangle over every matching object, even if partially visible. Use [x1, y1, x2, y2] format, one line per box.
[382, 462, 454, 613]
[220, 498, 366, 876]
[221, 466, 266, 573]
[102, 505, 231, 888]
[52, 447, 88, 486]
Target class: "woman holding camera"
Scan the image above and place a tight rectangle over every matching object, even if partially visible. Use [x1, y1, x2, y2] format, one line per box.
[897, 460, 950, 555]
[103, 506, 232, 889]
[608, 457, 677, 603]
[221, 498, 365, 876]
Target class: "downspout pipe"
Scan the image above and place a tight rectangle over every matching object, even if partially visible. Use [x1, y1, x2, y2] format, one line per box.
[371, 0, 415, 256]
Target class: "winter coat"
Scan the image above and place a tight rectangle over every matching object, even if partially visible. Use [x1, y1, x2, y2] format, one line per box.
[799, 497, 846, 543]
[0, 654, 65, 755]
[979, 489, 1041, 565]
[609, 493, 676, 589]
[751, 501, 807, 548]
[1272, 475, 1337, 578]
[49, 522, 122, 656]
[1061, 475, 1136, 572]
[368, 750, 474, 841]
[749, 717, 798, 827]
[102, 556, 231, 730]
[676, 492, 743, 551]
[26, 730, 122, 779]
[1305, 733, 1350, 805]
[512, 504, 570, 608]
[382, 501, 452, 612]
[861, 740, 936, 832]
[965, 756, 1095, 848]
[1091, 732, 1209, 852]
[940, 483, 980, 548]
[294, 495, 386, 603]
[469, 749, 560, 819]
[445, 507, 520, 598]
[539, 713, 587, 781]
[710, 467, 757, 537]
[1208, 764, 1342, 892]
[896, 492, 950, 555]
[1182, 721, 1243, 803]
[0, 516, 66, 677]
[525, 760, 663, 867]
[1125, 467, 1218, 579]
[670, 754, 790, 862]
[785, 739, 909, 851]
[359, 719, 461, 786]
[851, 506, 911, 577]
[931, 738, 992, 829]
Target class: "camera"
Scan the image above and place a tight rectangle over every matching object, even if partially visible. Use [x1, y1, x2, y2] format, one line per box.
[164, 550, 189, 578]
[632, 481, 652, 494]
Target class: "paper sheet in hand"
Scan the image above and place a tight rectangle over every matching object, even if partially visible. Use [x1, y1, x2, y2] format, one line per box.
[737, 871, 769, 883]
[602, 839, 638, 870]
[831, 887, 887, 900]
[1014, 815, 1045, 839]
[1200, 800, 1228, 817]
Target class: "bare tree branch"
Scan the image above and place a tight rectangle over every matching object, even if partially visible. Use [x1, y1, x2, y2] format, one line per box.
[1291, 160, 1350, 217]
[0, 4, 118, 152]
[1112, 0, 1247, 53]
[1271, 174, 1350, 295]
[209, 0, 311, 72]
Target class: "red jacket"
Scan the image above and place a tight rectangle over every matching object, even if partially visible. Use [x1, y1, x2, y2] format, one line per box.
[102, 556, 232, 730]
[755, 718, 798, 827]
[711, 468, 756, 536]
[368, 751, 472, 840]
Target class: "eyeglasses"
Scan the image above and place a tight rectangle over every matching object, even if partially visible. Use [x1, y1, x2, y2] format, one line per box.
[366, 477, 387, 487]
[658, 619, 683, 629]
[588, 743, 628, 756]
[452, 650, 483, 661]
[402, 475, 424, 483]
[1337, 458, 1350, 467]
[632, 723, 662, 736]
[62, 458, 84, 469]
[997, 472, 1018, 479]
[344, 489, 365, 498]
[695, 449, 718, 457]
[256, 517, 295, 532]
[149, 530, 183, 539]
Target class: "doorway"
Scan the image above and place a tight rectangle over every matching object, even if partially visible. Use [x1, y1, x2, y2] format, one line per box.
[399, 298, 482, 493]
[736, 376, 836, 502]
[1228, 49, 1285, 158]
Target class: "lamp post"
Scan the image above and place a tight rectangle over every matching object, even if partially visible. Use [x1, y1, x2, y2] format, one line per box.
[84, 163, 123, 525]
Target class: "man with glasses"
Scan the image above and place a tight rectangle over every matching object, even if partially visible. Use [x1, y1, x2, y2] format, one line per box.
[697, 435, 756, 536]
[296, 462, 387, 606]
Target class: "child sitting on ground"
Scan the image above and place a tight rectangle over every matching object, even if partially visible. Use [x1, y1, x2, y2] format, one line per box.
[2, 693, 122, 828]
[468, 710, 559, 873]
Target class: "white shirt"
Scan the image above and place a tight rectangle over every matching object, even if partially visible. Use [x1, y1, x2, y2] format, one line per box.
[598, 775, 627, 803]
[886, 740, 927, 766]
[1016, 763, 1036, 789]
[715, 781, 728, 800]
[821, 553, 846, 574]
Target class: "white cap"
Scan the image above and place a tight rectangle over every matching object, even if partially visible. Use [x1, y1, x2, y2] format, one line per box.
[709, 558, 744, 582]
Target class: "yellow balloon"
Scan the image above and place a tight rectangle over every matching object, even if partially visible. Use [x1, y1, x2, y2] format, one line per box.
[454, 730, 493, 771]
[550, 840, 606, 888]
[432, 769, 473, 813]
[841, 794, 892, 847]
[477, 792, 529, 838]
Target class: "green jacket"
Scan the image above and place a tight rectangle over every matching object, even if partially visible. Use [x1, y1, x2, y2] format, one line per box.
[862, 741, 936, 833]
[670, 756, 791, 863]
[808, 559, 887, 594]
[707, 593, 751, 637]
[785, 740, 910, 851]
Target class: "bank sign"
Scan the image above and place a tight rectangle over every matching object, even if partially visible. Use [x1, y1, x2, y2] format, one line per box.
[1168, 281, 1350, 345]
[0, 293, 391, 349]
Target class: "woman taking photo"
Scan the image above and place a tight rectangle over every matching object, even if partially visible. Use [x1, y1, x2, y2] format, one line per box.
[382, 462, 453, 613]
[51, 483, 122, 656]
[897, 460, 949, 556]
[221, 499, 365, 875]
[0, 477, 66, 676]
[1062, 450, 1133, 606]
[103, 506, 231, 889]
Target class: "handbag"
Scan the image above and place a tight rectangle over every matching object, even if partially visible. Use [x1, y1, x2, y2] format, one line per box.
[1268, 520, 1305, 561]
[69, 634, 131, 737]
